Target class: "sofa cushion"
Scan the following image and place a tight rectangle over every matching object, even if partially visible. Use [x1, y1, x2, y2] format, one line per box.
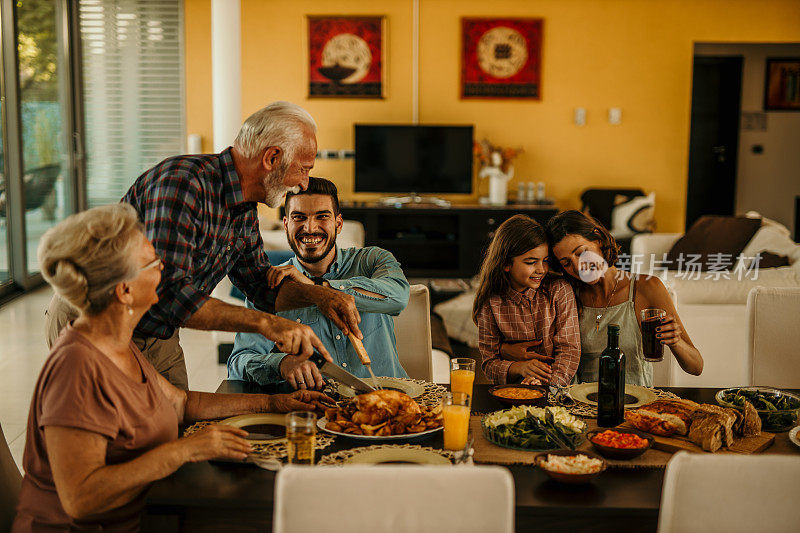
[758, 252, 790, 268]
[738, 223, 800, 267]
[666, 215, 761, 270]
[610, 192, 655, 239]
[434, 291, 479, 348]
[580, 188, 645, 229]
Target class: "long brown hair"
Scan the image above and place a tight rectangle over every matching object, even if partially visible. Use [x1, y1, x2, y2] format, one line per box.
[544, 210, 620, 312]
[472, 214, 549, 324]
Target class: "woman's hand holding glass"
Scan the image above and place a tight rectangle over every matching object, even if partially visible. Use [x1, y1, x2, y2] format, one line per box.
[655, 314, 684, 346]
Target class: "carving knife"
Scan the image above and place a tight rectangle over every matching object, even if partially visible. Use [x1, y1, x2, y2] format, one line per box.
[307, 352, 376, 394]
[348, 333, 382, 390]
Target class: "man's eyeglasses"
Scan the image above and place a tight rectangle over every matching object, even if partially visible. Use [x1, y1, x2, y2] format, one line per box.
[140, 257, 162, 272]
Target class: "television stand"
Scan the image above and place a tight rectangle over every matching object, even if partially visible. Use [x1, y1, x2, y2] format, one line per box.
[377, 194, 451, 208]
[336, 202, 559, 277]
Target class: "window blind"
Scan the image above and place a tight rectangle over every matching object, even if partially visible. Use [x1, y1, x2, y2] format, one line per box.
[79, 0, 184, 207]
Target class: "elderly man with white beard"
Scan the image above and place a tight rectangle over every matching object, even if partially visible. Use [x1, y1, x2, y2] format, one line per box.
[44, 102, 358, 389]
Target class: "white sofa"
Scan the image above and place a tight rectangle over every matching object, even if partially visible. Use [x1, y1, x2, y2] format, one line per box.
[630, 224, 800, 387]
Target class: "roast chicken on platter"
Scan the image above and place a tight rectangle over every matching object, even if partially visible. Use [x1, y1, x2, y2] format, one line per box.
[324, 390, 442, 436]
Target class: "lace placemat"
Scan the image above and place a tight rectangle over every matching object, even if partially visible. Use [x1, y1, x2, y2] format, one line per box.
[323, 378, 448, 408]
[413, 379, 449, 407]
[548, 387, 680, 419]
[182, 420, 335, 460]
[317, 444, 455, 466]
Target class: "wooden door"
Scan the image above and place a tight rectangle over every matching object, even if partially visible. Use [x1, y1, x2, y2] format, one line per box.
[686, 56, 743, 229]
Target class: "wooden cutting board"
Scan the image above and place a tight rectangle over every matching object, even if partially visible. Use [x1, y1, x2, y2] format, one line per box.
[617, 422, 775, 454]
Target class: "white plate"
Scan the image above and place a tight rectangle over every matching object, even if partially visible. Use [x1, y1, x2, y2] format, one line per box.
[337, 377, 425, 399]
[344, 446, 451, 465]
[317, 416, 442, 441]
[219, 413, 287, 444]
[568, 382, 658, 409]
[789, 426, 800, 449]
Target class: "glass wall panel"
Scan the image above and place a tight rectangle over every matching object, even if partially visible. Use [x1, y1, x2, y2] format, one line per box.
[0, 87, 8, 286]
[16, 0, 73, 274]
[79, 0, 184, 208]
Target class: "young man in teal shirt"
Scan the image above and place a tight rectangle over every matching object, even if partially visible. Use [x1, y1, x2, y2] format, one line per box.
[228, 177, 410, 389]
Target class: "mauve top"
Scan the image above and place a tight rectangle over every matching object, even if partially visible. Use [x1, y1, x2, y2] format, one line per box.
[13, 325, 179, 532]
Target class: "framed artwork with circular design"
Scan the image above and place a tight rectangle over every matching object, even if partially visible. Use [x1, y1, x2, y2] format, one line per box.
[308, 16, 385, 98]
[461, 17, 543, 99]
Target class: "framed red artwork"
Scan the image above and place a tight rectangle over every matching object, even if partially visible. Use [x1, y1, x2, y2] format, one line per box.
[461, 17, 543, 99]
[308, 16, 384, 98]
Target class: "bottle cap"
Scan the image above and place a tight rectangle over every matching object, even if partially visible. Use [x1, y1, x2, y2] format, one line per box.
[608, 324, 620, 333]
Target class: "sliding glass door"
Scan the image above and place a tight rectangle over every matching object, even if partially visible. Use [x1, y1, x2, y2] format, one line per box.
[17, 0, 76, 274]
[0, 0, 183, 302]
[0, 73, 8, 288]
[79, 0, 184, 208]
[0, 0, 79, 297]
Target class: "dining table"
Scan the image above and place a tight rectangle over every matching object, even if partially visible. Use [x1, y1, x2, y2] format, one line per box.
[141, 382, 800, 533]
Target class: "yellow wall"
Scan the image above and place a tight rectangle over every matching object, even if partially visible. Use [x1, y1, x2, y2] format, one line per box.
[183, 0, 800, 232]
[184, 0, 213, 153]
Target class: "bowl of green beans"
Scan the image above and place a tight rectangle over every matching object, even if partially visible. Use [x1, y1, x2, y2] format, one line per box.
[716, 387, 800, 432]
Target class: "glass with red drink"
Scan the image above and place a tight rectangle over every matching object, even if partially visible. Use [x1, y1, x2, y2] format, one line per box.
[640, 308, 666, 362]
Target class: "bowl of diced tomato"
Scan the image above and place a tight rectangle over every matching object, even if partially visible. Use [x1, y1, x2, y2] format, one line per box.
[587, 428, 653, 459]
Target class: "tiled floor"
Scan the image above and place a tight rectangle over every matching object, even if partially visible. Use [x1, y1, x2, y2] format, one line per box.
[0, 286, 227, 471]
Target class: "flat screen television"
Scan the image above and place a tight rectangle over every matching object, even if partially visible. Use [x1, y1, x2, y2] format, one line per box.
[354, 124, 473, 194]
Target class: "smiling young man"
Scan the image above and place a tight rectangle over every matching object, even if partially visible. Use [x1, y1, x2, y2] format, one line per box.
[228, 177, 410, 389]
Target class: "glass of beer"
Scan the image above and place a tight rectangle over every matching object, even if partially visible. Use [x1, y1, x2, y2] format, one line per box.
[285, 411, 316, 465]
[641, 308, 667, 362]
[442, 392, 471, 451]
[450, 358, 476, 399]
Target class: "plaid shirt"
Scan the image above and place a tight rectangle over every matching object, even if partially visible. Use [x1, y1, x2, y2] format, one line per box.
[477, 277, 581, 386]
[122, 147, 276, 339]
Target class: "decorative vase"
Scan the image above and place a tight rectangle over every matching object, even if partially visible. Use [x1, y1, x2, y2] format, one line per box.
[489, 175, 508, 206]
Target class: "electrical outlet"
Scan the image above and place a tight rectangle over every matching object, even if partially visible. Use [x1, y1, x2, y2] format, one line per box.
[574, 107, 586, 126]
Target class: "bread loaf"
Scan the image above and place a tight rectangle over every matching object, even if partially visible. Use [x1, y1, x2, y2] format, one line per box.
[632, 399, 699, 436]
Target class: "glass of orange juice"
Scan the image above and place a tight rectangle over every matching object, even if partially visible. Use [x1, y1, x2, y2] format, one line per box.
[450, 358, 476, 398]
[442, 392, 471, 451]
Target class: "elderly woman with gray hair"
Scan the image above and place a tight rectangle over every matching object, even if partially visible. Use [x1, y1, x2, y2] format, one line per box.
[13, 204, 331, 532]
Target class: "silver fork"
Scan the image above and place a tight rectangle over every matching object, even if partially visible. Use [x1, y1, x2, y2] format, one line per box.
[549, 385, 575, 407]
[454, 434, 474, 465]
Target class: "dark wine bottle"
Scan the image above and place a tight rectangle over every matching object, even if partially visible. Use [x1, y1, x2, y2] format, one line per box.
[597, 324, 626, 427]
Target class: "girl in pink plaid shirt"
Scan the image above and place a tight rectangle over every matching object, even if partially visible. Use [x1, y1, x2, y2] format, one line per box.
[472, 215, 581, 386]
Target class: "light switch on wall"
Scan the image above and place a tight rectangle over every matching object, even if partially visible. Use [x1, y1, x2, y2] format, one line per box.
[608, 108, 622, 125]
[574, 107, 586, 126]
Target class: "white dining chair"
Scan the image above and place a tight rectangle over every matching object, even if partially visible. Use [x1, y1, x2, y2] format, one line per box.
[0, 423, 22, 532]
[274, 465, 514, 533]
[658, 451, 800, 533]
[393, 284, 435, 381]
[746, 286, 800, 388]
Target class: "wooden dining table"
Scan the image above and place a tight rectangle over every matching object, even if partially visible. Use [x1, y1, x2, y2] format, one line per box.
[141, 383, 800, 533]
